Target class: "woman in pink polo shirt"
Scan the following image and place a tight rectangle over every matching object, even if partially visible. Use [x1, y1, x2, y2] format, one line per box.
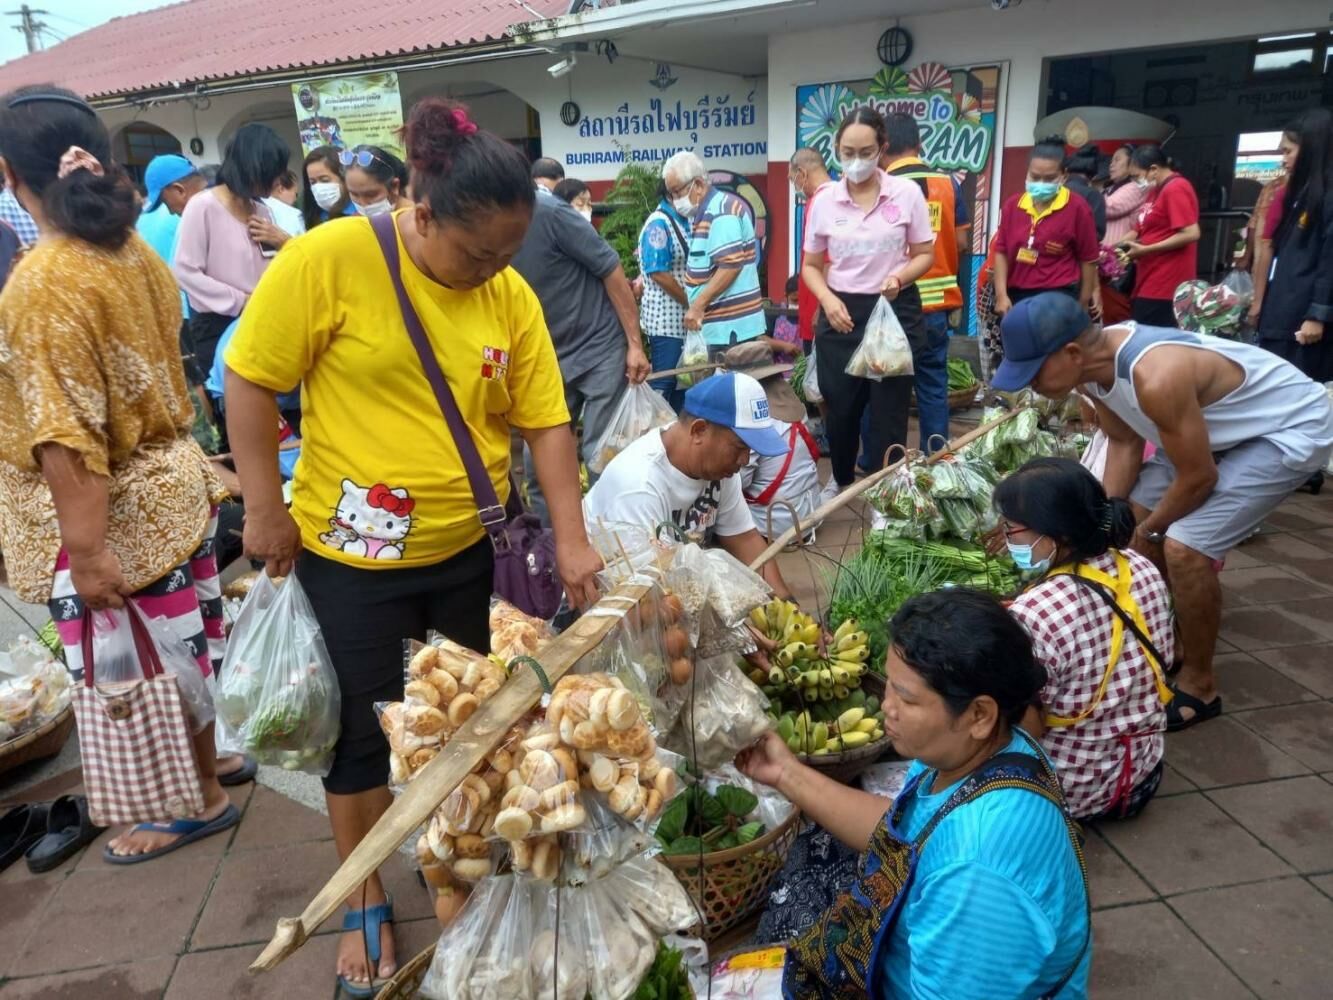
[802, 107, 934, 494]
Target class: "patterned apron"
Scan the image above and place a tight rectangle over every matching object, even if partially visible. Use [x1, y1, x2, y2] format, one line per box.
[782, 733, 1090, 999]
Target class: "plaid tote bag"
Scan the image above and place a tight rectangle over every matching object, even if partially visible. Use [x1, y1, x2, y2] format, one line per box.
[72, 608, 205, 827]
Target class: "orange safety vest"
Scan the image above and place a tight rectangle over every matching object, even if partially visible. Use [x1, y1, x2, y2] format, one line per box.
[889, 158, 963, 313]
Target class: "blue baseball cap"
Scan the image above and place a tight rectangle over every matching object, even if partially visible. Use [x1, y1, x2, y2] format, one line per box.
[992, 293, 1094, 392]
[143, 154, 198, 212]
[683, 371, 789, 457]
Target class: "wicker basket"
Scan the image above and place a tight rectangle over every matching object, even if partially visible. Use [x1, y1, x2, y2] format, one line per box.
[0, 705, 74, 778]
[376, 943, 435, 1000]
[799, 672, 899, 785]
[661, 805, 801, 942]
[948, 383, 980, 410]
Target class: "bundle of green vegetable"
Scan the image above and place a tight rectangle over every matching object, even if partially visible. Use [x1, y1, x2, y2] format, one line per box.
[946, 357, 977, 391]
[791, 353, 809, 403]
[655, 783, 766, 855]
[631, 942, 694, 1000]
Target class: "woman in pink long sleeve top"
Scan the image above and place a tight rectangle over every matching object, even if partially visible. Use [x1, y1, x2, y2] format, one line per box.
[174, 123, 291, 380]
[1103, 145, 1147, 246]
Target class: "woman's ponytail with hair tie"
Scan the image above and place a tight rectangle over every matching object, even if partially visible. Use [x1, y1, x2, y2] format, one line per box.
[450, 109, 478, 136]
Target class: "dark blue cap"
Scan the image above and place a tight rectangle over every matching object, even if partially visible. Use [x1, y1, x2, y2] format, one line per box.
[993, 293, 1093, 392]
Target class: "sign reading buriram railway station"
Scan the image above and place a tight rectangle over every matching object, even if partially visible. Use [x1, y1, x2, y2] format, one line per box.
[548, 62, 769, 181]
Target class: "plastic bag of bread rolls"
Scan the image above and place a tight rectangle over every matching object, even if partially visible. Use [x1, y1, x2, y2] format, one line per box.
[581, 877, 659, 999]
[664, 654, 772, 771]
[380, 635, 509, 791]
[546, 672, 680, 831]
[562, 794, 656, 886]
[419, 876, 511, 1000]
[528, 884, 590, 1000]
[490, 599, 554, 664]
[608, 855, 699, 938]
[489, 718, 588, 858]
[468, 876, 537, 1000]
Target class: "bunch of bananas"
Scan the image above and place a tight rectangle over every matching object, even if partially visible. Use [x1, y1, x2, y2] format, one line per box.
[743, 601, 886, 756]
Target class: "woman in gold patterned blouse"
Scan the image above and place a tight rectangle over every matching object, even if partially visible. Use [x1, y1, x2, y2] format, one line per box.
[0, 86, 239, 863]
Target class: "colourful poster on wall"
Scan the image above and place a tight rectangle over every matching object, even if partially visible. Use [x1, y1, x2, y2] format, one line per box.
[795, 63, 1004, 335]
[291, 72, 404, 159]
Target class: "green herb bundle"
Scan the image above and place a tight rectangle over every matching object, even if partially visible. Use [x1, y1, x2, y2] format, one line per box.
[655, 783, 765, 855]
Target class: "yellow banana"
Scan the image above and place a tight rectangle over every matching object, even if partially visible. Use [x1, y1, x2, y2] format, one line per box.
[833, 618, 858, 645]
[836, 630, 869, 652]
[840, 730, 872, 749]
[749, 606, 769, 634]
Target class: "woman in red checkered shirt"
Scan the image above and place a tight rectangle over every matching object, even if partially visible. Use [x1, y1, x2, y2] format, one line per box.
[995, 457, 1175, 820]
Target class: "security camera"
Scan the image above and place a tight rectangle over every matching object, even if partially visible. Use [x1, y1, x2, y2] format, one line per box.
[991, 0, 1021, 9]
[548, 54, 577, 78]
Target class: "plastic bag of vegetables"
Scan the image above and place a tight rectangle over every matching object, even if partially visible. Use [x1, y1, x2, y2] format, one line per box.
[845, 297, 914, 381]
[675, 329, 711, 389]
[215, 574, 340, 775]
[864, 464, 942, 540]
[589, 382, 679, 475]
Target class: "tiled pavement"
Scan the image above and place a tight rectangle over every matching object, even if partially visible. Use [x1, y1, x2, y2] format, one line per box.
[3, 479, 1333, 998]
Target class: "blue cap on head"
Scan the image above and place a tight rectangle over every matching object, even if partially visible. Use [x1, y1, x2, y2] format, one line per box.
[143, 154, 198, 212]
[992, 293, 1093, 392]
[682, 371, 789, 457]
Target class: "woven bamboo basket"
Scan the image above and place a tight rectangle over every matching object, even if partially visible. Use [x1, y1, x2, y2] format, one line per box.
[661, 804, 801, 942]
[947, 383, 980, 410]
[0, 705, 74, 777]
[798, 672, 898, 785]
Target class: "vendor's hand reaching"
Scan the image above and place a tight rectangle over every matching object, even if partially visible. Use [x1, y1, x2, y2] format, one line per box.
[736, 731, 798, 791]
[556, 538, 603, 611]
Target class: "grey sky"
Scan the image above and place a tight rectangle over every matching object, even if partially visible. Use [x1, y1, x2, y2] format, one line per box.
[0, 0, 176, 65]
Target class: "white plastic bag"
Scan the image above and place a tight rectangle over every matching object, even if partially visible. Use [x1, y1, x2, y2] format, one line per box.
[215, 574, 340, 774]
[675, 329, 710, 389]
[589, 383, 678, 474]
[804, 342, 823, 403]
[846, 297, 914, 380]
[86, 605, 215, 734]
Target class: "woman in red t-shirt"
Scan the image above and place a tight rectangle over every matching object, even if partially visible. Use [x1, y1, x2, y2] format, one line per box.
[1122, 146, 1200, 326]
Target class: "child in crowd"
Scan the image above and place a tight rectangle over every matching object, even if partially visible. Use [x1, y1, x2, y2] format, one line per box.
[766, 275, 803, 372]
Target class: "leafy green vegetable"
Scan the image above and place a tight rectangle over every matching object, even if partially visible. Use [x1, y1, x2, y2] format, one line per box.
[695, 788, 727, 829]
[946, 357, 977, 391]
[654, 795, 688, 847]
[631, 942, 693, 1000]
[661, 835, 704, 857]
[736, 821, 765, 845]
[715, 785, 758, 819]
[791, 353, 809, 402]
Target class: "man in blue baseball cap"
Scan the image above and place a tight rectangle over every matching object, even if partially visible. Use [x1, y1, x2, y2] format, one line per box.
[996, 291, 1333, 732]
[143, 153, 204, 214]
[584, 369, 794, 598]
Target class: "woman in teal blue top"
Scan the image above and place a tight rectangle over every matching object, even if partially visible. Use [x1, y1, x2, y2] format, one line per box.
[740, 589, 1090, 998]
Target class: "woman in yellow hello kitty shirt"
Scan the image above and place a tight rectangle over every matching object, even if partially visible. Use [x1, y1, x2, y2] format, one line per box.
[225, 98, 601, 994]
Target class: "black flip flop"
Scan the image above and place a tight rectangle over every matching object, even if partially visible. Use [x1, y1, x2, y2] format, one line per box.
[25, 795, 106, 874]
[1166, 685, 1222, 732]
[218, 755, 258, 787]
[0, 801, 51, 874]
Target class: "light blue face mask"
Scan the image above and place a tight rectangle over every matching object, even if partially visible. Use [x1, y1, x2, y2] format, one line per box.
[1025, 179, 1061, 202]
[1006, 536, 1052, 575]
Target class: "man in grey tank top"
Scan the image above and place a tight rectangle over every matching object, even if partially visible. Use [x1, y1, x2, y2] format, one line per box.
[993, 293, 1333, 732]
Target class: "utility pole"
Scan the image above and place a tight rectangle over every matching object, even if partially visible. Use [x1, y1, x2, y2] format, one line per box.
[6, 5, 48, 53]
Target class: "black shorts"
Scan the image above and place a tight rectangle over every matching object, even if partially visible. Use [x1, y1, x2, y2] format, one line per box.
[1132, 297, 1177, 327]
[296, 539, 493, 794]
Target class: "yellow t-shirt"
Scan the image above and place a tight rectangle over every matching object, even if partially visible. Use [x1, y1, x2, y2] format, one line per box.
[226, 213, 569, 569]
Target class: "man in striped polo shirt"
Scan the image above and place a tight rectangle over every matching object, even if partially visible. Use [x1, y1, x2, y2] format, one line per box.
[665, 151, 766, 350]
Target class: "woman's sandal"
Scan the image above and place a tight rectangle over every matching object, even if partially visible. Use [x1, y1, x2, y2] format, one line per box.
[103, 803, 240, 865]
[1165, 685, 1222, 732]
[26, 794, 105, 873]
[337, 897, 396, 998]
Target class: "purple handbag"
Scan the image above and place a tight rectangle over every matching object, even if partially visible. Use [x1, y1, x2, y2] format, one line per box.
[370, 214, 564, 620]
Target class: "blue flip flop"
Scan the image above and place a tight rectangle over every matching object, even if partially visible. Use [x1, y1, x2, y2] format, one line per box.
[337, 896, 396, 999]
[102, 803, 240, 865]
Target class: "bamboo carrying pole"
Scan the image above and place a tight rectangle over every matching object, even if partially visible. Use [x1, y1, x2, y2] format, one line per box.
[250, 575, 656, 974]
[748, 408, 1026, 570]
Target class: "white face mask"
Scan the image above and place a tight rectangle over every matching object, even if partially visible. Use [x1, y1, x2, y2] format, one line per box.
[842, 157, 876, 184]
[355, 198, 393, 218]
[578, 207, 593, 223]
[310, 181, 342, 211]
[672, 179, 697, 217]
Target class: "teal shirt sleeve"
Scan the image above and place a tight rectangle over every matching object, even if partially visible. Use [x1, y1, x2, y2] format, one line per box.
[884, 861, 1075, 999]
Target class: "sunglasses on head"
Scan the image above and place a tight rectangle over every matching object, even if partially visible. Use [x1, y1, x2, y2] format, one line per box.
[339, 149, 384, 169]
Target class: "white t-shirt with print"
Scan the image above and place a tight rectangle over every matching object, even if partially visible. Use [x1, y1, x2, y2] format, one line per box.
[583, 428, 754, 544]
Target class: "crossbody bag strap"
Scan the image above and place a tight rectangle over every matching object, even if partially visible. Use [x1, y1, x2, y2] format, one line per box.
[368, 213, 508, 537]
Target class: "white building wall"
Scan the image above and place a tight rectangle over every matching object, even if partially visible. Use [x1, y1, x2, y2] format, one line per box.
[766, 0, 1328, 159]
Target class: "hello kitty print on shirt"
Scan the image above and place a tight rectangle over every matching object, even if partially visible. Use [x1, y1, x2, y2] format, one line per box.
[319, 478, 415, 560]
